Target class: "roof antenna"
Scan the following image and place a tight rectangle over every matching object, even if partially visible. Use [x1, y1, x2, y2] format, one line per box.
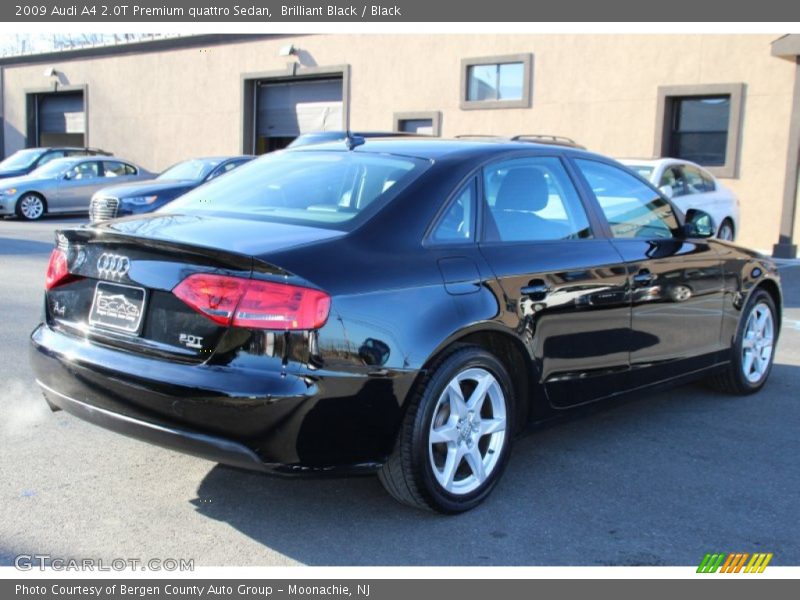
[344, 130, 365, 151]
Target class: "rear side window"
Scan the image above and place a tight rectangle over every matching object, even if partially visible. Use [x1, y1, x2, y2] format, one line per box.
[166, 151, 427, 229]
[700, 170, 716, 192]
[103, 161, 136, 177]
[575, 159, 680, 240]
[659, 166, 687, 197]
[483, 156, 592, 242]
[682, 164, 713, 193]
[431, 179, 476, 243]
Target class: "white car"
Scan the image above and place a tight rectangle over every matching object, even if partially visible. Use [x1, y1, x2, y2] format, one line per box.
[618, 158, 740, 241]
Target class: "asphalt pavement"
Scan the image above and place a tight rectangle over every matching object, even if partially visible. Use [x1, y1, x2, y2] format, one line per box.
[1, 215, 798, 567]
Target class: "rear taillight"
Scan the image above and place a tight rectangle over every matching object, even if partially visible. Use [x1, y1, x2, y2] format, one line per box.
[45, 248, 73, 290]
[173, 273, 331, 330]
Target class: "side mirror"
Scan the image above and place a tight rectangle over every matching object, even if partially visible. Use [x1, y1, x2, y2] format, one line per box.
[683, 209, 715, 239]
[62, 171, 72, 180]
[659, 184, 674, 199]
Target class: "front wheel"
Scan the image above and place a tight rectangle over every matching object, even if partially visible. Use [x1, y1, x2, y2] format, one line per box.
[16, 193, 46, 221]
[379, 346, 515, 513]
[717, 219, 735, 241]
[709, 289, 777, 394]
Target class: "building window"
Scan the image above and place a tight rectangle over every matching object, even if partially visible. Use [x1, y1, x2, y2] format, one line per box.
[655, 83, 745, 178]
[669, 96, 730, 166]
[393, 111, 441, 136]
[460, 54, 533, 110]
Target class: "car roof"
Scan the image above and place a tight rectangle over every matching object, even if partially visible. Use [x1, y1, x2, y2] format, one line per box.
[179, 156, 254, 163]
[289, 137, 599, 161]
[40, 156, 133, 168]
[619, 157, 697, 167]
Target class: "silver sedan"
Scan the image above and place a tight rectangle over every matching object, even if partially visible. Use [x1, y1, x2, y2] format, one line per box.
[0, 156, 153, 220]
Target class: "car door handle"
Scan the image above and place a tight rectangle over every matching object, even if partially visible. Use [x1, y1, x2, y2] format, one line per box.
[521, 282, 551, 299]
[632, 270, 656, 286]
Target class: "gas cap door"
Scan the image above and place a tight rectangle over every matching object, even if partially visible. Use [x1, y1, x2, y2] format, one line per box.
[437, 257, 482, 295]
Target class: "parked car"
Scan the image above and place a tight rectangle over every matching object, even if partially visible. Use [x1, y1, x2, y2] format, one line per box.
[618, 158, 740, 241]
[30, 139, 782, 513]
[0, 156, 152, 220]
[0, 147, 112, 180]
[89, 156, 255, 222]
[288, 131, 417, 148]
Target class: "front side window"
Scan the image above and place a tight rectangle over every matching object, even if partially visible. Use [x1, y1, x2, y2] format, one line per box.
[576, 159, 679, 240]
[68, 161, 99, 180]
[166, 151, 427, 230]
[483, 156, 591, 242]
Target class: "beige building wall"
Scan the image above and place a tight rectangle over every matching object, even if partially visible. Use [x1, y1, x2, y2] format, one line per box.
[2, 34, 796, 250]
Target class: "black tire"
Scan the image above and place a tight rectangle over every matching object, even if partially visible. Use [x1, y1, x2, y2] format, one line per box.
[717, 219, 735, 241]
[15, 193, 46, 221]
[378, 345, 515, 513]
[709, 289, 777, 395]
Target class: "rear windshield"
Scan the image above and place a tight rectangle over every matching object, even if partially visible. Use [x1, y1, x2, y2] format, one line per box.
[0, 149, 45, 170]
[625, 165, 654, 180]
[158, 159, 221, 181]
[164, 150, 427, 229]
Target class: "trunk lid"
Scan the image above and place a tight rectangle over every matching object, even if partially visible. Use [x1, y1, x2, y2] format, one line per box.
[46, 214, 342, 361]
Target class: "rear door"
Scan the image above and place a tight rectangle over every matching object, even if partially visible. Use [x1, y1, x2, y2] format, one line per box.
[572, 158, 725, 382]
[477, 155, 633, 407]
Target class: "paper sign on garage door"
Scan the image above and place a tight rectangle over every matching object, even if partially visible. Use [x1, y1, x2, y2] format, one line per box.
[257, 78, 343, 137]
[39, 92, 85, 134]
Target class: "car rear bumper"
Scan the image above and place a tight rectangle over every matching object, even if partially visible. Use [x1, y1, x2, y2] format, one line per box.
[37, 379, 271, 471]
[30, 323, 409, 475]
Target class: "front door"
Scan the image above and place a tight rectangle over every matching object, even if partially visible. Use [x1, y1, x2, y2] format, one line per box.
[573, 158, 725, 383]
[55, 160, 103, 212]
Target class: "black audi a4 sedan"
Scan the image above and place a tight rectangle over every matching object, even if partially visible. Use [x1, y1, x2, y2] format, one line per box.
[30, 138, 782, 513]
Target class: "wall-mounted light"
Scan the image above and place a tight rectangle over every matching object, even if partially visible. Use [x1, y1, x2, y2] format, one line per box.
[278, 44, 299, 57]
[43, 67, 58, 78]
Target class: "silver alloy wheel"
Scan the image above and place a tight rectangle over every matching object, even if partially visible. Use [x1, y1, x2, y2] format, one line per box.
[718, 221, 734, 241]
[741, 301, 775, 383]
[19, 194, 44, 220]
[428, 367, 507, 495]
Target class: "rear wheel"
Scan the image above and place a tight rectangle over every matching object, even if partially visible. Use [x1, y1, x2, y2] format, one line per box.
[379, 346, 515, 513]
[16, 193, 46, 221]
[717, 219, 735, 241]
[709, 289, 777, 394]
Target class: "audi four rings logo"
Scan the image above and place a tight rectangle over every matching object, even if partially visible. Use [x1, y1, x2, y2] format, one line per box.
[97, 253, 131, 279]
